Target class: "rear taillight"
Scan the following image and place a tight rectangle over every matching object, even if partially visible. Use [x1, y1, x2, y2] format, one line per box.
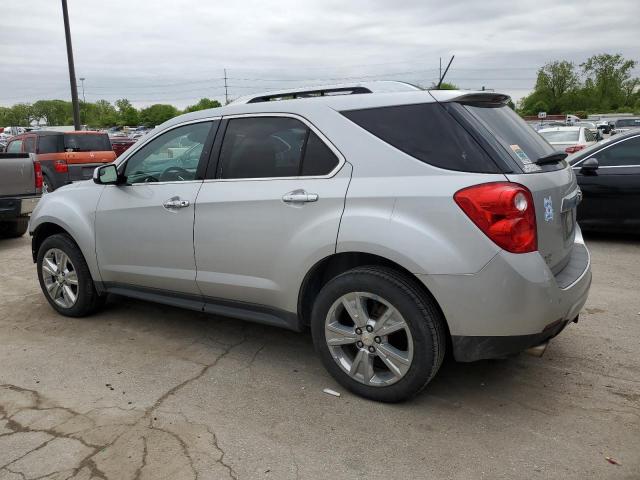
[454, 182, 537, 254]
[33, 161, 43, 190]
[565, 145, 585, 154]
[54, 159, 68, 173]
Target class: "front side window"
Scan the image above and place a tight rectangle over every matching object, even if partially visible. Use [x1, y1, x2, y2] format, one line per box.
[596, 136, 640, 167]
[219, 117, 338, 179]
[6, 140, 22, 153]
[123, 121, 213, 184]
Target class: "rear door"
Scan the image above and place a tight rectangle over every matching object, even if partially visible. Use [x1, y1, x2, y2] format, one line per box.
[193, 114, 351, 312]
[457, 103, 579, 273]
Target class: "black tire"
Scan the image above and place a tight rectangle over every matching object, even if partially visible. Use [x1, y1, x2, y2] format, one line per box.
[0, 218, 29, 238]
[36, 233, 105, 317]
[311, 266, 446, 403]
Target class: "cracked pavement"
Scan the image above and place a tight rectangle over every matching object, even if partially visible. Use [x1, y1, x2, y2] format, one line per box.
[0, 234, 639, 479]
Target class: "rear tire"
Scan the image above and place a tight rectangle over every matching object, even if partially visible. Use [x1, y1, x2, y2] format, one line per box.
[311, 266, 446, 403]
[37, 233, 105, 317]
[0, 218, 29, 238]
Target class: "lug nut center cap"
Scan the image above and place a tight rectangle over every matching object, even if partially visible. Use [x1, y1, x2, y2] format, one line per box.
[361, 331, 375, 347]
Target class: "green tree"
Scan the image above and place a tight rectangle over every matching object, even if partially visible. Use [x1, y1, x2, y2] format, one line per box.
[115, 98, 139, 126]
[139, 104, 179, 127]
[32, 100, 72, 126]
[436, 82, 459, 90]
[520, 61, 580, 115]
[184, 98, 222, 112]
[581, 53, 638, 110]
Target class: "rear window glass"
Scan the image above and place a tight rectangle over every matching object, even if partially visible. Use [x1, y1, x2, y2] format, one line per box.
[463, 104, 555, 172]
[64, 133, 112, 152]
[539, 130, 580, 142]
[37, 135, 63, 154]
[341, 103, 500, 173]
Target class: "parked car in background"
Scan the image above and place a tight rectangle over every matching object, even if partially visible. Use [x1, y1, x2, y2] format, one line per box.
[538, 126, 597, 154]
[573, 121, 602, 140]
[611, 117, 640, 135]
[569, 130, 640, 233]
[596, 121, 614, 135]
[0, 153, 41, 237]
[29, 85, 591, 402]
[5, 131, 116, 193]
[109, 136, 138, 157]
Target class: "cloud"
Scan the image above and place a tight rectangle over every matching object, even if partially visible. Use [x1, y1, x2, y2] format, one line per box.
[1, 0, 638, 108]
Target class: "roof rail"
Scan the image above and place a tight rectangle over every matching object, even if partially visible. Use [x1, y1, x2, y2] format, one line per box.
[230, 81, 421, 105]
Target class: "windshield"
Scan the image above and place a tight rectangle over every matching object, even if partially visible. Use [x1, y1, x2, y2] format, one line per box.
[64, 133, 112, 152]
[575, 122, 595, 128]
[615, 119, 640, 127]
[539, 130, 580, 143]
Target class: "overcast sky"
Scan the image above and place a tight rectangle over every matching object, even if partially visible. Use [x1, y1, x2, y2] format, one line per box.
[1, 0, 639, 108]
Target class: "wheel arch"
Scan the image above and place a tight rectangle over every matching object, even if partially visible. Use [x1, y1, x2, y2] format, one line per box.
[297, 251, 451, 342]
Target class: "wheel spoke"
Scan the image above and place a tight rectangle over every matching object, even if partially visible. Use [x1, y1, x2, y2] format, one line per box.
[376, 343, 411, 378]
[341, 293, 368, 327]
[374, 306, 407, 336]
[62, 285, 76, 306]
[42, 258, 58, 276]
[65, 270, 78, 286]
[361, 352, 374, 384]
[51, 283, 62, 300]
[326, 323, 358, 346]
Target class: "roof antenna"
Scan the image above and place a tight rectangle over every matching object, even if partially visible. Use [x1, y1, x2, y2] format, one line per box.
[436, 55, 455, 89]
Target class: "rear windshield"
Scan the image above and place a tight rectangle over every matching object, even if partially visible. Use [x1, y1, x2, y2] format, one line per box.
[462, 104, 556, 173]
[64, 133, 112, 152]
[539, 130, 580, 142]
[341, 103, 500, 173]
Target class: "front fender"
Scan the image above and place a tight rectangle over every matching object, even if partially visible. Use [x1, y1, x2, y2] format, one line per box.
[30, 182, 103, 282]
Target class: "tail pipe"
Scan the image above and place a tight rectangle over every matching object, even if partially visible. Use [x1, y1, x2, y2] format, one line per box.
[525, 341, 548, 358]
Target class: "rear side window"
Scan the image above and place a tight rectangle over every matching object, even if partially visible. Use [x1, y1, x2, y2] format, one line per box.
[463, 104, 555, 172]
[597, 136, 640, 167]
[219, 117, 339, 179]
[23, 137, 36, 153]
[341, 103, 499, 173]
[64, 133, 112, 152]
[6, 140, 22, 153]
[38, 135, 64, 154]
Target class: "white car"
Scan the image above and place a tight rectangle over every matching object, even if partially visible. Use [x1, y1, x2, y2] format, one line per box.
[538, 126, 597, 154]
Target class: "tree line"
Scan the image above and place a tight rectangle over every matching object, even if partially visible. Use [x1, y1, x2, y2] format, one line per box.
[518, 53, 639, 116]
[2, 53, 637, 127]
[0, 97, 221, 128]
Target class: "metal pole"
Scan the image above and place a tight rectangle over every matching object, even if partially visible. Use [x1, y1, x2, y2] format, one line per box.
[79, 77, 85, 125]
[224, 69, 229, 105]
[79, 77, 86, 103]
[437, 55, 455, 89]
[61, 0, 81, 130]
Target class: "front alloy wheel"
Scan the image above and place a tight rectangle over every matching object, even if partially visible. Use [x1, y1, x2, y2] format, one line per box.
[325, 292, 413, 386]
[41, 248, 79, 308]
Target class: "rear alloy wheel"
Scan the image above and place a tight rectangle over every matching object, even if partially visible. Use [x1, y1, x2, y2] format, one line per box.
[312, 266, 446, 402]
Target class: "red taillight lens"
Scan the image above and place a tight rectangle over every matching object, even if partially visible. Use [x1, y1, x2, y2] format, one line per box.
[33, 161, 43, 190]
[54, 159, 68, 173]
[454, 182, 537, 253]
[565, 145, 585, 154]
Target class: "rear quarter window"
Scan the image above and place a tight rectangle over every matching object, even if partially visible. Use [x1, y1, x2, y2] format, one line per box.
[341, 103, 501, 173]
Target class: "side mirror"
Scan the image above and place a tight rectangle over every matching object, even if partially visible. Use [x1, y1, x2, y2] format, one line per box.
[580, 157, 599, 174]
[93, 164, 119, 185]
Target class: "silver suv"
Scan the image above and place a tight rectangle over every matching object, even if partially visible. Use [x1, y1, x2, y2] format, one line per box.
[29, 83, 592, 402]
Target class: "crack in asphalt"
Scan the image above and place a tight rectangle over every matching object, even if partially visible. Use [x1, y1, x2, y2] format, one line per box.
[0, 336, 264, 480]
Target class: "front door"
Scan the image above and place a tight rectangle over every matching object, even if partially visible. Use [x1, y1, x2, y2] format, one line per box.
[194, 115, 351, 313]
[95, 120, 217, 294]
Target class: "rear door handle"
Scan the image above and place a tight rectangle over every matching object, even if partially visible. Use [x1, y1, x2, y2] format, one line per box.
[282, 190, 319, 203]
[163, 197, 190, 209]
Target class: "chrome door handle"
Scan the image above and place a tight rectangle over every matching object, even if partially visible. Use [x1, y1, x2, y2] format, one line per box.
[282, 190, 319, 203]
[163, 197, 190, 209]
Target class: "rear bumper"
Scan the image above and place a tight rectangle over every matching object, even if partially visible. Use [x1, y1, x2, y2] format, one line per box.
[0, 196, 39, 220]
[418, 227, 592, 362]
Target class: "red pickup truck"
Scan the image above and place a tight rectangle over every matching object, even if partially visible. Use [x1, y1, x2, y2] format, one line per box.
[5, 131, 116, 192]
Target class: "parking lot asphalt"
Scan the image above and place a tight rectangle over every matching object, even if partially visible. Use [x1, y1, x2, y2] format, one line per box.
[0, 234, 638, 480]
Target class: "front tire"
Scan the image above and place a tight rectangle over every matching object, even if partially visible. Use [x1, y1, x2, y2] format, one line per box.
[37, 233, 105, 317]
[311, 266, 446, 403]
